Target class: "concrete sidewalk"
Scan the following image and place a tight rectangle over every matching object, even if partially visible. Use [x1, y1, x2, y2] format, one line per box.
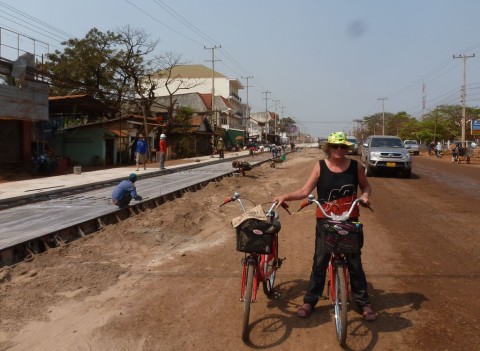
[0, 150, 254, 207]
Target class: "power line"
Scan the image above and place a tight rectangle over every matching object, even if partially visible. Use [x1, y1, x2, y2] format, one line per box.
[0, 1, 74, 40]
[125, 0, 204, 47]
[152, 0, 217, 46]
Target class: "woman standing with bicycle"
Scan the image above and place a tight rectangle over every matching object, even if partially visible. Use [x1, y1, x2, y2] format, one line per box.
[273, 131, 376, 321]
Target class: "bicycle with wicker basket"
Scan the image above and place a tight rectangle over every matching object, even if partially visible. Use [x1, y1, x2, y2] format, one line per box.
[298, 194, 371, 346]
[220, 192, 290, 343]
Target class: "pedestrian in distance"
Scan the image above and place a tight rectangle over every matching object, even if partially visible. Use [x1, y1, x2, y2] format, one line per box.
[217, 137, 225, 159]
[435, 142, 443, 158]
[135, 133, 148, 171]
[249, 145, 256, 158]
[232, 160, 252, 176]
[111, 173, 143, 208]
[273, 131, 376, 321]
[271, 144, 277, 158]
[210, 135, 216, 158]
[158, 133, 167, 170]
[449, 142, 458, 162]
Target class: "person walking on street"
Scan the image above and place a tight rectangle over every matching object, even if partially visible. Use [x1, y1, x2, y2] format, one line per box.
[273, 131, 376, 321]
[135, 134, 148, 171]
[435, 142, 443, 158]
[111, 173, 142, 208]
[158, 133, 167, 170]
[217, 137, 225, 159]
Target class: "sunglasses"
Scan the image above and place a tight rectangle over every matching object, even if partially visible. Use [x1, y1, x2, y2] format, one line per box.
[330, 144, 348, 150]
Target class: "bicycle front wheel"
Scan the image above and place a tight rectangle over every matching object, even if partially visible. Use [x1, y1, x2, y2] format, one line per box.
[242, 261, 255, 343]
[333, 265, 348, 345]
[262, 237, 278, 297]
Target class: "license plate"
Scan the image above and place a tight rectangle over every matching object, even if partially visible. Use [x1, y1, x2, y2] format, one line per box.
[386, 162, 396, 167]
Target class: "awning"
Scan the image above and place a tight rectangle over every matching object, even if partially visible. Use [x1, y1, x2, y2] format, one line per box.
[225, 129, 245, 145]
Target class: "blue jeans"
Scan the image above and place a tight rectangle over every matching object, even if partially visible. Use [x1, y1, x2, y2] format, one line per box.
[303, 219, 370, 309]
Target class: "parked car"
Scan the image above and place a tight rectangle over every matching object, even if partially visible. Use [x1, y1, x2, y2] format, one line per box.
[361, 135, 412, 178]
[346, 136, 359, 155]
[403, 140, 420, 155]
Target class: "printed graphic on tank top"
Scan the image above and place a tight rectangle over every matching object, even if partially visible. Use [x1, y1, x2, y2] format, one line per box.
[316, 160, 360, 218]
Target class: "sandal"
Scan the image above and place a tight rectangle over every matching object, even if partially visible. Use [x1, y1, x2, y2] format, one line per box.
[362, 305, 376, 321]
[297, 303, 314, 318]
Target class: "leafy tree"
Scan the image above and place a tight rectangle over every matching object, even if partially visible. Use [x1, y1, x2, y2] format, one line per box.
[44, 28, 121, 113]
[43, 26, 163, 125]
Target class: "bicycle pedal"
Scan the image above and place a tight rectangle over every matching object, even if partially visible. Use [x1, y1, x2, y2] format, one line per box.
[276, 257, 286, 268]
[272, 290, 284, 300]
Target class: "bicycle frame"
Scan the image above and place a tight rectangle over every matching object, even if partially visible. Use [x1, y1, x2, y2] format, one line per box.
[220, 192, 287, 302]
[221, 192, 290, 342]
[240, 234, 279, 302]
[298, 194, 369, 346]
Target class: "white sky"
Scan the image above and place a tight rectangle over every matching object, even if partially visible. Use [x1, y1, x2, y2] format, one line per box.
[2, 0, 480, 137]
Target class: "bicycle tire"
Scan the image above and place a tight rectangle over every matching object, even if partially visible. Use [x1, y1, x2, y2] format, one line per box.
[334, 265, 348, 345]
[242, 261, 255, 342]
[262, 236, 278, 297]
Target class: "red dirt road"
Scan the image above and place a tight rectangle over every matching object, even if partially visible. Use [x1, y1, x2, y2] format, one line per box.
[1, 149, 479, 350]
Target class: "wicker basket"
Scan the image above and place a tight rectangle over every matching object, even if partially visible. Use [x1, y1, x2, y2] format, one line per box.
[321, 220, 363, 253]
[235, 219, 280, 254]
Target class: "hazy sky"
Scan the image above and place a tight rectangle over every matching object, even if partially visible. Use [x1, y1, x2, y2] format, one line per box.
[2, 0, 480, 137]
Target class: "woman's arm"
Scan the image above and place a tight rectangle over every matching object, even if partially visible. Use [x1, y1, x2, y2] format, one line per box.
[273, 161, 320, 207]
[357, 162, 372, 206]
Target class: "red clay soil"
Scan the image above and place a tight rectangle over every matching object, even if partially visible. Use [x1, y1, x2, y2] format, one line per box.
[0, 149, 479, 350]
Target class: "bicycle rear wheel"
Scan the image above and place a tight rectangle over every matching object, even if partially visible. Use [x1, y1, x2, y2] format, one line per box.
[262, 236, 279, 297]
[333, 265, 348, 345]
[242, 261, 255, 342]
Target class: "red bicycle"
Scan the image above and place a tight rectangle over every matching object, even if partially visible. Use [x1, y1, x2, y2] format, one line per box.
[299, 194, 370, 346]
[220, 192, 290, 343]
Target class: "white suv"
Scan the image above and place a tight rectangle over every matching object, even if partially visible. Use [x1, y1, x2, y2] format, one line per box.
[361, 135, 412, 178]
[403, 140, 419, 155]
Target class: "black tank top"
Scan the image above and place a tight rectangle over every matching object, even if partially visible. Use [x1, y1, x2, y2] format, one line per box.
[316, 159, 359, 218]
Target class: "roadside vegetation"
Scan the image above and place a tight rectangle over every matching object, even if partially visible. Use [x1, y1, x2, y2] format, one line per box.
[352, 105, 480, 143]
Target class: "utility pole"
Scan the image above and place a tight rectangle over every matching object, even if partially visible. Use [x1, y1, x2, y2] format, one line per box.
[262, 91, 271, 142]
[453, 53, 475, 147]
[241, 75, 253, 140]
[204, 45, 221, 127]
[280, 105, 286, 141]
[378, 97, 388, 135]
[273, 99, 280, 139]
[422, 82, 426, 119]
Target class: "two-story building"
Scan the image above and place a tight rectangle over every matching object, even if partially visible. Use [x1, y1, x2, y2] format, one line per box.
[152, 64, 248, 148]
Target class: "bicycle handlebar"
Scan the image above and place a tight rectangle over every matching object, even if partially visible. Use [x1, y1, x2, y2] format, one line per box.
[219, 192, 290, 217]
[298, 194, 372, 221]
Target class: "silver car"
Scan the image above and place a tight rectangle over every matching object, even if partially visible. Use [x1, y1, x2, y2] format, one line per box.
[403, 139, 420, 155]
[361, 135, 412, 178]
[346, 136, 359, 155]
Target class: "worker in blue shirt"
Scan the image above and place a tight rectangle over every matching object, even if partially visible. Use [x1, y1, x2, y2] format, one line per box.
[111, 173, 142, 208]
[135, 133, 148, 171]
